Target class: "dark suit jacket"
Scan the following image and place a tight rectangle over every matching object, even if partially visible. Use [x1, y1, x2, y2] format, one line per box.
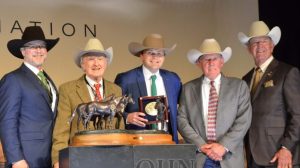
[0, 64, 58, 168]
[114, 66, 182, 143]
[243, 59, 300, 166]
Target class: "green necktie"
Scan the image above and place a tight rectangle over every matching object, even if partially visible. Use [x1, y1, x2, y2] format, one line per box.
[151, 75, 157, 96]
[37, 71, 50, 93]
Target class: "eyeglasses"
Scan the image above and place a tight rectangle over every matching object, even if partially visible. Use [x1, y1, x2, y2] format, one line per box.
[249, 37, 272, 46]
[23, 45, 47, 50]
[198, 55, 222, 63]
[143, 49, 165, 57]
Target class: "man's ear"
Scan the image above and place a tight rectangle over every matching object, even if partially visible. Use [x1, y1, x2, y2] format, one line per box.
[247, 44, 252, 53]
[20, 48, 25, 57]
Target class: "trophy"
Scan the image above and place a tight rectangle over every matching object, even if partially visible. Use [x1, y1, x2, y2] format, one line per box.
[138, 96, 169, 132]
[69, 94, 134, 130]
[69, 95, 174, 146]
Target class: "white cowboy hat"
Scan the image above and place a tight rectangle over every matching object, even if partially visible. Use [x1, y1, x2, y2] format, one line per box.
[238, 21, 281, 46]
[74, 38, 113, 67]
[128, 33, 176, 57]
[187, 38, 232, 64]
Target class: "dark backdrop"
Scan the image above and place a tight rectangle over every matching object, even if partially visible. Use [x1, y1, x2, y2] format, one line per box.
[259, 0, 300, 68]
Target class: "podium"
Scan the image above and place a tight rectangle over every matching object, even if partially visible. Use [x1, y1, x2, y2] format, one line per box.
[59, 144, 196, 168]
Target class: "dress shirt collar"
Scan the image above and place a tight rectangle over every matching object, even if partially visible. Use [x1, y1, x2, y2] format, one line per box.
[142, 65, 161, 80]
[203, 74, 221, 87]
[24, 62, 40, 75]
[85, 75, 103, 87]
[256, 56, 274, 73]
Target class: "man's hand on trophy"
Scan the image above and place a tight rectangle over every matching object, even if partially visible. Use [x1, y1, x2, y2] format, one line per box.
[127, 112, 148, 127]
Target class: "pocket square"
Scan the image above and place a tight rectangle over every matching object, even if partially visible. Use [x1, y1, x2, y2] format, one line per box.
[264, 80, 274, 88]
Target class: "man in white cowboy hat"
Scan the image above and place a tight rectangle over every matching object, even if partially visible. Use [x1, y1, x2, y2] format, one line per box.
[239, 21, 300, 168]
[114, 33, 182, 143]
[0, 26, 59, 168]
[51, 38, 124, 168]
[177, 38, 252, 168]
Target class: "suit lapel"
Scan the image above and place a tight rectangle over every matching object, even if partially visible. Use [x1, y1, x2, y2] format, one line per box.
[43, 71, 59, 113]
[252, 59, 278, 101]
[136, 67, 148, 96]
[216, 75, 228, 137]
[20, 64, 52, 109]
[103, 79, 118, 97]
[75, 75, 92, 103]
[191, 76, 206, 137]
[243, 68, 255, 86]
[161, 71, 172, 103]
[43, 71, 58, 94]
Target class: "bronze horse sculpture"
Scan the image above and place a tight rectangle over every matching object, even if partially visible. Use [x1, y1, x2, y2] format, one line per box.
[68, 94, 134, 130]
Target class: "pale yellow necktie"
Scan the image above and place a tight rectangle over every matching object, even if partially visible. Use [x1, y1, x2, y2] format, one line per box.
[251, 67, 263, 96]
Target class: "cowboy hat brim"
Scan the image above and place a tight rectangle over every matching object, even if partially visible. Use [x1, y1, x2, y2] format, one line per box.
[187, 47, 232, 64]
[238, 26, 281, 46]
[7, 38, 59, 59]
[128, 42, 176, 57]
[74, 47, 113, 67]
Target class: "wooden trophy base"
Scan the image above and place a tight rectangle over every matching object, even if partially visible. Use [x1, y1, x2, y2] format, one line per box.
[70, 130, 174, 146]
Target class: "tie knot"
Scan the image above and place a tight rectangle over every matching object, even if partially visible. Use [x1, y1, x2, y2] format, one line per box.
[210, 81, 215, 86]
[37, 71, 46, 78]
[151, 75, 157, 81]
[94, 83, 101, 90]
[255, 67, 262, 73]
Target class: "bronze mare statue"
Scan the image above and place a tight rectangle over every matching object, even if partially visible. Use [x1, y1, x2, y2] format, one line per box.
[68, 95, 134, 130]
[114, 95, 135, 128]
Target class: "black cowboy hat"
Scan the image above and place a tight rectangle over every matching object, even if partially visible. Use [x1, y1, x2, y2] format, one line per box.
[7, 26, 59, 59]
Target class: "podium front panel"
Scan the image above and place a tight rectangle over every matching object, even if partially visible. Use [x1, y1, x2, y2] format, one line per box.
[60, 144, 196, 168]
[133, 145, 196, 168]
[60, 146, 132, 168]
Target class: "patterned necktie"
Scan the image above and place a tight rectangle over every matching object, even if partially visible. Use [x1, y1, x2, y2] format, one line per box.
[251, 67, 263, 96]
[207, 80, 218, 141]
[37, 71, 50, 93]
[151, 75, 157, 96]
[94, 83, 102, 101]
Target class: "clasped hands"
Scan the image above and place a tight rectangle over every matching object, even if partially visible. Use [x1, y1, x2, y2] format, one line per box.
[127, 112, 148, 127]
[200, 143, 226, 161]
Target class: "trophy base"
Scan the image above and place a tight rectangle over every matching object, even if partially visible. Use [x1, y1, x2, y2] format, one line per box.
[70, 130, 174, 146]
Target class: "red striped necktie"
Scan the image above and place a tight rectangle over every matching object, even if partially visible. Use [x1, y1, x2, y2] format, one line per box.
[207, 80, 218, 141]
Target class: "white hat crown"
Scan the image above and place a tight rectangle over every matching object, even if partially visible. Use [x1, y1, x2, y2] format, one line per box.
[187, 38, 232, 64]
[238, 21, 281, 46]
[74, 38, 113, 67]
